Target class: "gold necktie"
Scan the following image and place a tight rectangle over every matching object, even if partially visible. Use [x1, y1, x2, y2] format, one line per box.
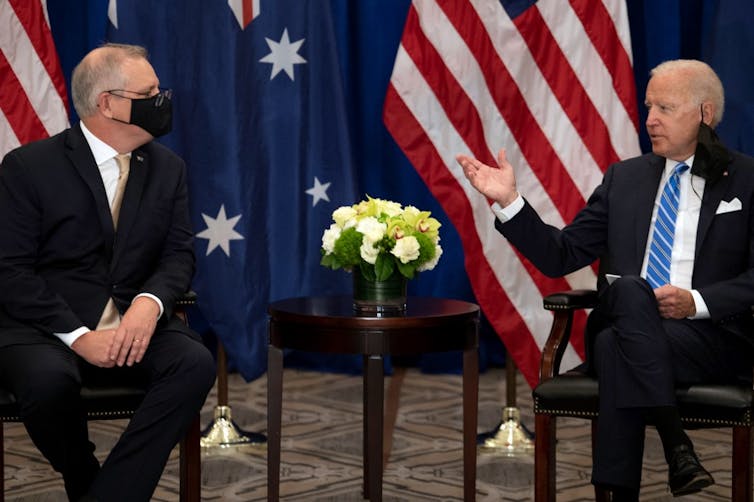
[111, 154, 131, 227]
[97, 154, 131, 330]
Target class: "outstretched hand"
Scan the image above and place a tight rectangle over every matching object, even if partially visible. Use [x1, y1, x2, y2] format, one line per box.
[456, 148, 519, 207]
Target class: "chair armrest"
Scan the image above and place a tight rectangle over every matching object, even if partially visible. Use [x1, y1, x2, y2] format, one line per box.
[174, 290, 197, 324]
[543, 289, 598, 311]
[176, 290, 197, 307]
[540, 289, 597, 382]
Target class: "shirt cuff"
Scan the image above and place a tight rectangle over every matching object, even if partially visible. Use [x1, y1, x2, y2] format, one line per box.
[55, 326, 90, 347]
[134, 293, 164, 319]
[689, 289, 710, 319]
[491, 194, 524, 222]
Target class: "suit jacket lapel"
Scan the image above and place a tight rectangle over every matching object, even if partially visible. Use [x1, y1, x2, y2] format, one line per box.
[64, 125, 116, 258]
[696, 165, 733, 259]
[633, 155, 665, 267]
[111, 148, 148, 268]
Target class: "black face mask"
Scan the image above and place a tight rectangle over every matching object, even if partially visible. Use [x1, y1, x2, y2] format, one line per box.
[691, 105, 729, 185]
[128, 92, 173, 137]
[110, 91, 173, 137]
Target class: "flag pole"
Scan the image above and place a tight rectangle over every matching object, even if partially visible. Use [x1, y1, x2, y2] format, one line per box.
[477, 358, 533, 455]
[200, 341, 267, 450]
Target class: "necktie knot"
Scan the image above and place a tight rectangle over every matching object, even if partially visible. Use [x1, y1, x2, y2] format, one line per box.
[674, 162, 689, 176]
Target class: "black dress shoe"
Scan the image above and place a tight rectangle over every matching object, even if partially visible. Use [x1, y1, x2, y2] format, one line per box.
[667, 444, 714, 497]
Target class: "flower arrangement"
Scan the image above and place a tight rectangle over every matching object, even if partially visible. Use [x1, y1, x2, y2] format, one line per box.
[320, 196, 443, 281]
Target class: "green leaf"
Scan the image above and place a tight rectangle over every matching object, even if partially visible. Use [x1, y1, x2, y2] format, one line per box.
[396, 260, 415, 279]
[359, 262, 376, 281]
[374, 254, 395, 281]
[320, 253, 341, 270]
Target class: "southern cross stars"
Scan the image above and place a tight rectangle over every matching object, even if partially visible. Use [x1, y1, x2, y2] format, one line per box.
[196, 205, 244, 256]
[259, 28, 306, 80]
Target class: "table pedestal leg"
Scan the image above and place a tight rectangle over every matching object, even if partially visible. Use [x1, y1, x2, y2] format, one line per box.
[267, 345, 283, 502]
[463, 347, 478, 501]
[363, 354, 384, 501]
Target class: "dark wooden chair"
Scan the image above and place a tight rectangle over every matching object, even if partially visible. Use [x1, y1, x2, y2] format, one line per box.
[532, 289, 754, 502]
[0, 292, 202, 502]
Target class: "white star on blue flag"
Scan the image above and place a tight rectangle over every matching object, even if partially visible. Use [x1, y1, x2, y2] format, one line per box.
[196, 205, 245, 256]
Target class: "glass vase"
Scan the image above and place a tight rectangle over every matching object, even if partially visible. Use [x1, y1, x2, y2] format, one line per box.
[352, 272, 407, 316]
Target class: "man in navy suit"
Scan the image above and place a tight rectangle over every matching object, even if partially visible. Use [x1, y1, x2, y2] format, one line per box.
[0, 44, 215, 501]
[457, 59, 754, 500]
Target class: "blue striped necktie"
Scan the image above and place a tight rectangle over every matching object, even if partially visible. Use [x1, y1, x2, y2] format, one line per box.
[646, 162, 689, 289]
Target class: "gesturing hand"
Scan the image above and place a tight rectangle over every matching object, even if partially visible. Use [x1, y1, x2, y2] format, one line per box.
[456, 148, 519, 207]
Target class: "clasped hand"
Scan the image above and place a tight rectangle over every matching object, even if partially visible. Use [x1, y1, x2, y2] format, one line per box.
[654, 284, 696, 319]
[72, 296, 160, 367]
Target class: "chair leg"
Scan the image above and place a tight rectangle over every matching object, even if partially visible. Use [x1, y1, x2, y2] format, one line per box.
[535, 413, 556, 502]
[179, 415, 201, 502]
[732, 425, 753, 502]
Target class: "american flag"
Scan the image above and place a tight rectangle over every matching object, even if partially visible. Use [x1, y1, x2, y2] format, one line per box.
[384, 0, 641, 387]
[0, 0, 68, 159]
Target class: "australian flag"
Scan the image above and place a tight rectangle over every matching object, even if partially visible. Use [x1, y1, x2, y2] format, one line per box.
[107, 0, 358, 379]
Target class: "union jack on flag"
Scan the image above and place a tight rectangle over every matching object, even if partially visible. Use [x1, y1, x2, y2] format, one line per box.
[228, 0, 261, 29]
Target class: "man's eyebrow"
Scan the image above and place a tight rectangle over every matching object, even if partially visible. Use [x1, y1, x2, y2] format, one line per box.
[133, 84, 157, 94]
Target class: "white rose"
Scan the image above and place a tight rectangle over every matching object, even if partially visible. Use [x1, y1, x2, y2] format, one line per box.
[360, 240, 380, 264]
[321, 224, 341, 254]
[356, 216, 386, 243]
[332, 206, 357, 228]
[417, 244, 443, 271]
[377, 199, 403, 217]
[391, 235, 420, 264]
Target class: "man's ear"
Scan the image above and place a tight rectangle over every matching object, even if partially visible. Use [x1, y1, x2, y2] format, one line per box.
[97, 92, 114, 118]
[701, 102, 714, 126]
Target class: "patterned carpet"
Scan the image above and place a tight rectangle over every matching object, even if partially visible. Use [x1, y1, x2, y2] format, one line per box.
[2, 367, 737, 501]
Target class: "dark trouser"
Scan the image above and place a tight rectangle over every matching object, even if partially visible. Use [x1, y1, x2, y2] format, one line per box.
[589, 276, 752, 490]
[0, 326, 215, 502]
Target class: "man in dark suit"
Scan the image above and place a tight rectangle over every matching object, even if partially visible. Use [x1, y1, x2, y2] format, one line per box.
[0, 44, 215, 501]
[457, 59, 754, 500]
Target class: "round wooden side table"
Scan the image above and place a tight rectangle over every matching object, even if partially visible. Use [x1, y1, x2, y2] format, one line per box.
[267, 295, 480, 501]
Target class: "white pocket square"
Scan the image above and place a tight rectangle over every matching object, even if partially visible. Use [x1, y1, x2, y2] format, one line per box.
[715, 197, 742, 215]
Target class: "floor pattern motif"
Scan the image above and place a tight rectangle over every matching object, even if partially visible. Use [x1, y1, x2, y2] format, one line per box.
[3, 367, 734, 500]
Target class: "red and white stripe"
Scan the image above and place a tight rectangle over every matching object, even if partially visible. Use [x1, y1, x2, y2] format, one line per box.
[0, 0, 69, 159]
[228, 0, 260, 29]
[384, 0, 640, 387]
